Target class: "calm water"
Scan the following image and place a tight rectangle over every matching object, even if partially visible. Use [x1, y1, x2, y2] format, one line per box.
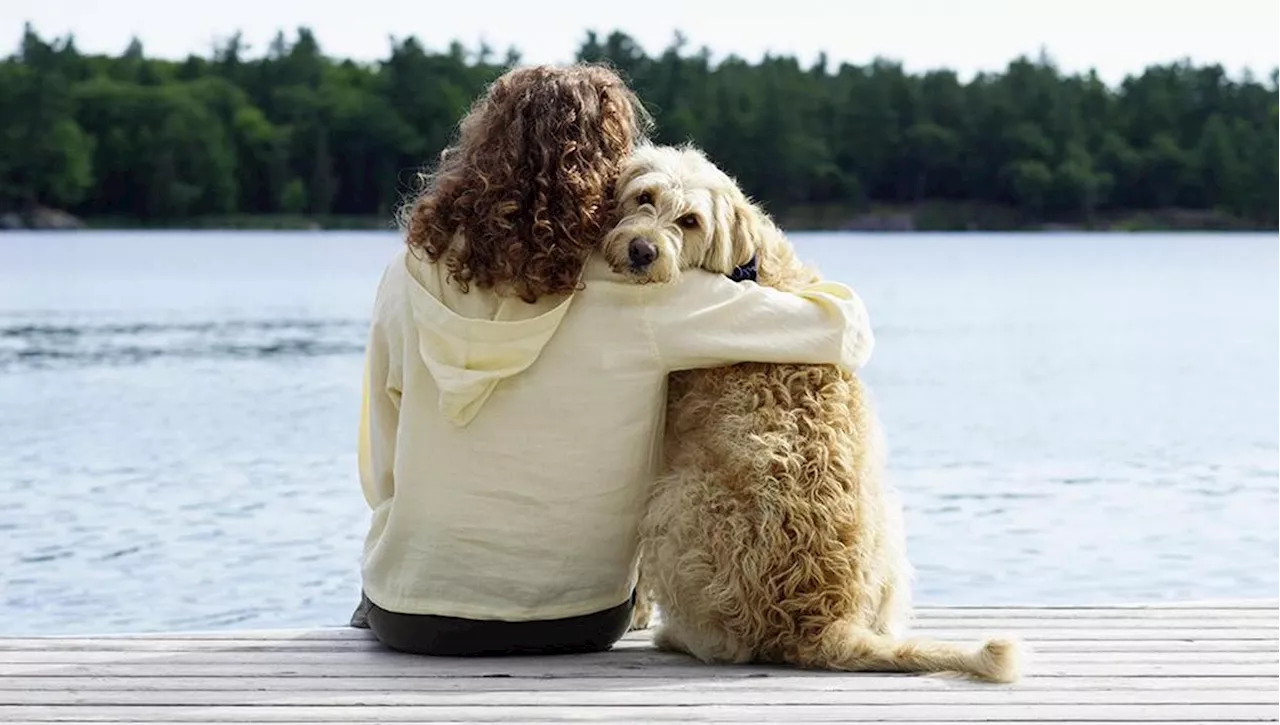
[0, 231, 1276, 635]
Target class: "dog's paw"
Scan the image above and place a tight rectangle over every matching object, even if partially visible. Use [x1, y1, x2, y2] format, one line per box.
[628, 601, 653, 631]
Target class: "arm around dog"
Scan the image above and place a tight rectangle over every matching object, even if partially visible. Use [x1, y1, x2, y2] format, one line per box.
[644, 270, 875, 374]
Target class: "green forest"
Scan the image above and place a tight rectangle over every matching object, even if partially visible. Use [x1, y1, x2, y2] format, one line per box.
[1, 24, 1277, 231]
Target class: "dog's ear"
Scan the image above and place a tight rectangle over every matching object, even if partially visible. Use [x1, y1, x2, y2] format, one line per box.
[709, 189, 764, 274]
[730, 195, 765, 267]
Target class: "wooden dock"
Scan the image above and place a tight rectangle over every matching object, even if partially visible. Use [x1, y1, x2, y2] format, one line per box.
[1, 600, 1275, 723]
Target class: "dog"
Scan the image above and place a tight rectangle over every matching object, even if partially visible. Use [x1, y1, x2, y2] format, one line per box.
[604, 143, 1022, 683]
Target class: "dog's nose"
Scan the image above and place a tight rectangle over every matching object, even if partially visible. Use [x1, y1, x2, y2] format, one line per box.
[628, 238, 658, 268]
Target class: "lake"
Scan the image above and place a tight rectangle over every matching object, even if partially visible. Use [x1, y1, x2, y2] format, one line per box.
[0, 230, 1276, 636]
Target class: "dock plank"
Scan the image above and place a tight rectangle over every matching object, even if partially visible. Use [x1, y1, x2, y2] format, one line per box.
[0, 601, 1275, 723]
[3, 675, 1276, 693]
[3, 687, 1276, 706]
[0, 703, 1275, 722]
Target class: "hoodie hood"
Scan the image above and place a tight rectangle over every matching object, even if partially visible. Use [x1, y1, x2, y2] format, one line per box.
[402, 255, 575, 426]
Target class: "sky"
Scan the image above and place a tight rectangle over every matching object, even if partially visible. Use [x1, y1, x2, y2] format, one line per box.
[5, 0, 1278, 85]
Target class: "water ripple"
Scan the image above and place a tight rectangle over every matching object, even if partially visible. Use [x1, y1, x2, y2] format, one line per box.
[0, 318, 367, 370]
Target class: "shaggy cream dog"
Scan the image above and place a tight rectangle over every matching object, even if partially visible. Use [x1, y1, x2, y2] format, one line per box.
[604, 143, 1022, 683]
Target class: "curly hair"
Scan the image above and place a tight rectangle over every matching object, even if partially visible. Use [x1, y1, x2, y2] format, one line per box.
[401, 63, 651, 303]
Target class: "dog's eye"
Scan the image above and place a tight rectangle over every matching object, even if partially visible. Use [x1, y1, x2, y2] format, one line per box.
[636, 192, 653, 206]
[678, 214, 699, 229]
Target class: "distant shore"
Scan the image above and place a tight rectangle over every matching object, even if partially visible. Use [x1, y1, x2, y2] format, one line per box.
[2, 203, 1274, 233]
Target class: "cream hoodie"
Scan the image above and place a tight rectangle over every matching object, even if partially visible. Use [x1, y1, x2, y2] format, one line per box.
[357, 247, 875, 621]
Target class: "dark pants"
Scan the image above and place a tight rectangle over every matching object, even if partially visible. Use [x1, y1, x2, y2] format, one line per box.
[350, 591, 634, 656]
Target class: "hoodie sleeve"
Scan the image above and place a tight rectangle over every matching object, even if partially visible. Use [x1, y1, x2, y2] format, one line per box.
[355, 252, 404, 514]
[645, 270, 874, 375]
[358, 306, 403, 511]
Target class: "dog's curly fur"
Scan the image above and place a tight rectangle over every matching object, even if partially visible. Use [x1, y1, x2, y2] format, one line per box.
[606, 143, 1022, 683]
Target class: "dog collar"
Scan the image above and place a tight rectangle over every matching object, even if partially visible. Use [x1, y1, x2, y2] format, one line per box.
[727, 254, 758, 283]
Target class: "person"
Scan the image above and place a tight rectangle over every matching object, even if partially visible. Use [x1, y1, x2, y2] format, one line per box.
[351, 63, 877, 656]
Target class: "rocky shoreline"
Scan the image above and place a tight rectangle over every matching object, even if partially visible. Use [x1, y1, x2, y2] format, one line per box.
[0, 207, 87, 230]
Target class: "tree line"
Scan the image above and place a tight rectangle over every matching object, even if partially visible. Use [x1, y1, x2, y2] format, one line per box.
[1, 25, 1276, 229]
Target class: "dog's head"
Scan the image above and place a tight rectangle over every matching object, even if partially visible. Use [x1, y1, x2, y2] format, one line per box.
[602, 144, 767, 285]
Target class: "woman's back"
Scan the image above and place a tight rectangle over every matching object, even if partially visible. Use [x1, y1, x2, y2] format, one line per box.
[361, 250, 661, 621]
